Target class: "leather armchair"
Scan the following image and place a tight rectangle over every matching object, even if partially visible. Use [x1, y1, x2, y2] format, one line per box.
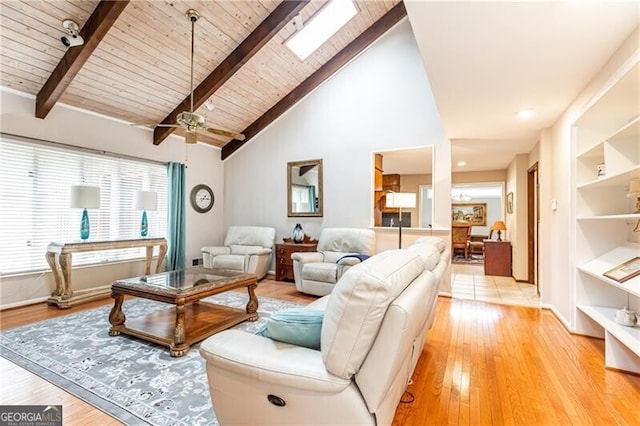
[199, 238, 449, 426]
[201, 226, 276, 280]
[291, 227, 376, 296]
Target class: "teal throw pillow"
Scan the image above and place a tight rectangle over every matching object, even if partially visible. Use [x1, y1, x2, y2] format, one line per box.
[257, 308, 324, 349]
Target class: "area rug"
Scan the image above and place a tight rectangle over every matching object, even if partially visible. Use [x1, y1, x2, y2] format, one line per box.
[452, 254, 484, 264]
[0, 293, 304, 425]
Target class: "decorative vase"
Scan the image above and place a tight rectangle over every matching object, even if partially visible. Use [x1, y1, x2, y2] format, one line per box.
[80, 208, 90, 240]
[292, 223, 304, 243]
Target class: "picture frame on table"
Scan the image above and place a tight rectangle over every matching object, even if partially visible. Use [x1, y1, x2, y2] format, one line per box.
[603, 257, 640, 283]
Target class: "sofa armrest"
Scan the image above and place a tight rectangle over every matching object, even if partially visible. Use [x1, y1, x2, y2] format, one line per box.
[201, 246, 231, 256]
[200, 330, 350, 393]
[337, 257, 361, 267]
[291, 252, 323, 263]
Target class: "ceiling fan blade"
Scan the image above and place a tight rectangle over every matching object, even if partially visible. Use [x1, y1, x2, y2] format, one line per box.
[130, 123, 180, 128]
[205, 127, 246, 141]
[185, 130, 198, 144]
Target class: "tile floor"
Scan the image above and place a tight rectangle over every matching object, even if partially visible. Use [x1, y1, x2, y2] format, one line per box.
[451, 263, 541, 307]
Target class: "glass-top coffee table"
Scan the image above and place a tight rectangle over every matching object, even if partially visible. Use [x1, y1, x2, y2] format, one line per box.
[108, 267, 258, 357]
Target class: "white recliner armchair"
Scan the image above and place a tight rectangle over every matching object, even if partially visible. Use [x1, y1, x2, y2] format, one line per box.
[201, 226, 276, 280]
[199, 238, 449, 425]
[292, 227, 376, 296]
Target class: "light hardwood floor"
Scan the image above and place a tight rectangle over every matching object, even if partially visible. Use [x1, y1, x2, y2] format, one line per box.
[1, 279, 639, 425]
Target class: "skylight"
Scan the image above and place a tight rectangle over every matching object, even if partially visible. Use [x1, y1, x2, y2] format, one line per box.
[286, 0, 358, 60]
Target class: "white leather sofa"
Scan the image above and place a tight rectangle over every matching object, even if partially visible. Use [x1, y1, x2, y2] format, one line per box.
[199, 237, 450, 425]
[201, 226, 276, 280]
[291, 227, 376, 296]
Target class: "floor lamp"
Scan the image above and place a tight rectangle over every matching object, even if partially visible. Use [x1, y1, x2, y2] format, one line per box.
[386, 192, 416, 249]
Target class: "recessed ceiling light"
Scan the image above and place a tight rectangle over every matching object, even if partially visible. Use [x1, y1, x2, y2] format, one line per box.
[285, 0, 358, 60]
[516, 109, 534, 119]
[457, 160, 466, 167]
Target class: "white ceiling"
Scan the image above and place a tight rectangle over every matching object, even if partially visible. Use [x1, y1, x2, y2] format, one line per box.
[405, 0, 640, 173]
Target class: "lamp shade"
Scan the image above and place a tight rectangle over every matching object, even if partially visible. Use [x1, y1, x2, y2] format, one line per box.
[134, 191, 157, 211]
[627, 178, 640, 198]
[386, 192, 416, 209]
[70, 185, 100, 209]
[491, 220, 507, 231]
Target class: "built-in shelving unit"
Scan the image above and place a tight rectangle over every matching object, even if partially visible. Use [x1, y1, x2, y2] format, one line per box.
[573, 59, 640, 374]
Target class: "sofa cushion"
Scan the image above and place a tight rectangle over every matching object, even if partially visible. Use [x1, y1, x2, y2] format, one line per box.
[211, 255, 245, 271]
[317, 228, 376, 254]
[406, 241, 441, 271]
[224, 226, 276, 249]
[257, 308, 324, 349]
[413, 236, 446, 253]
[303, 263, 339, 284]
[228, 245, 268, 255]
[321, 249, 425, 379]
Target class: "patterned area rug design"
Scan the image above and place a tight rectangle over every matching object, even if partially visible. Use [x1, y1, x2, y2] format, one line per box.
[452, 254, 484, 264]
[0, 292, 303, 425]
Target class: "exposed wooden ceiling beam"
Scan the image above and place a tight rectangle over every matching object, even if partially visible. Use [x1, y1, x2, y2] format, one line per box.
[221, 2, 407, 160]
[153, 0, 310, 146]
[35, 0, 129, 119]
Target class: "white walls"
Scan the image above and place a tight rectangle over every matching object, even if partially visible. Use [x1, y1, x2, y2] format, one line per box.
[0, 90, 224, 307]
[506, 154, 529, 281]
[540, 27, 639, 326]
[0, 18, 454, 306]
[223, 19, 451, 253]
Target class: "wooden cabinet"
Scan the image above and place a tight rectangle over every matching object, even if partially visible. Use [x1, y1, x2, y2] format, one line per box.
[573, 60, 640, 374]
[275, 241, 318, 282]
[374, 153, 383, 191]
[484, 240, 512, 277]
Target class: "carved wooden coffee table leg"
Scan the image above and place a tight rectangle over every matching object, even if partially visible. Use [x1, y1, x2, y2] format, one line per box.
[170, 301, 189, 357]
[109, 292, 125, 336]
[246, 283, 259, 321]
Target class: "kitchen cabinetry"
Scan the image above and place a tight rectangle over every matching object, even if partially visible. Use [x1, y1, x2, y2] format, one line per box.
[484, 240, 512, 277]
[573, 60, 640, 374]
[275, 239, 318, 282]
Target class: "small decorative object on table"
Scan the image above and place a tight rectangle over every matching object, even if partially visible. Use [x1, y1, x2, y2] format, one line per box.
[292, 223, 304, 243]
[596, 162, 606, 179]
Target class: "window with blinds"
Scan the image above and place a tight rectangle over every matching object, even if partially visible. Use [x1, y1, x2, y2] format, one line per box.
[0, 136, 168, 275]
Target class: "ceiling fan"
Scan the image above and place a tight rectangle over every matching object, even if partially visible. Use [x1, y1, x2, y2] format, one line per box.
[144, 9, 245, 144]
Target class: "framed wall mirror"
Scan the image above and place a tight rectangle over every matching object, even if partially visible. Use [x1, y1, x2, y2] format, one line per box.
[373, 146, 433, 228]
[288, 159, 323, 217]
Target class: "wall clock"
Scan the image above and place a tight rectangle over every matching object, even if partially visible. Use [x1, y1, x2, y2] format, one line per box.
[190, 184, 214, 213]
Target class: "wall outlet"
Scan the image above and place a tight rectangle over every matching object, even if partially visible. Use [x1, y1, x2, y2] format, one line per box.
[192, 258, 203, 266]
[551, 199, 558, 211]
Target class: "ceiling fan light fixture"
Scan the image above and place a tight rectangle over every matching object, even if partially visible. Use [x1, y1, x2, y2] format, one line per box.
[177, 111, 205, 128]
[285, 0, 358, 60]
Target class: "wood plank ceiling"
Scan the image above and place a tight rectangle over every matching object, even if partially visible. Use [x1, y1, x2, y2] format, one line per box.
[0, 0, 404, 158]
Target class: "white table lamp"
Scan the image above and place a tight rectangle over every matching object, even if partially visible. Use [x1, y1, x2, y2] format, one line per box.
[70, 185, 100, 240]
[134, 191, 157, 237]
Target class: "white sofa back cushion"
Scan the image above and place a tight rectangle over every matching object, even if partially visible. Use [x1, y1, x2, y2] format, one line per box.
[321, 249, 424, 379]
[224, 226, 275, 249]
[317, 228, 376, 254]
